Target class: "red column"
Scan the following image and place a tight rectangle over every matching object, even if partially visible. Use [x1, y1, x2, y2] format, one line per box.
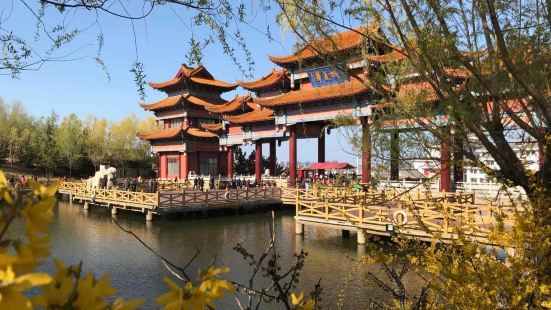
[269, 140, 277, 176]
[440, 139, 451, 192]
[289, 126, 297, 187]
[453, 135, 464, 186]
[255, 141, 262, 183]
[390, 130, 399, 180]
[227, 147, 234, 178]
[361, 117, 371, 184]
[318, 131, 325, 163]
[159, 154, 168, 179]
[180, 152, 188, 181]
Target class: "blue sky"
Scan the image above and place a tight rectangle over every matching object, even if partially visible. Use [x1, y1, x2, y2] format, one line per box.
[0, 1, 358, 164]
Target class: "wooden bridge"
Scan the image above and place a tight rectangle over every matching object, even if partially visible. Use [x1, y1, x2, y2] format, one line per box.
[58, 182, 513, 245]
[291, 187, 514, 245]
[58, 182, 284, 220]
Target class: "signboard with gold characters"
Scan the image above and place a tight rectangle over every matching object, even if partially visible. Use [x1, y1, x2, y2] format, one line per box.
[306, 64, 348, 87]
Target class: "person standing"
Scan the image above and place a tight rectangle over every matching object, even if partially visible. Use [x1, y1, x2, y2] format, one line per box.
[149, 178, 155, 193]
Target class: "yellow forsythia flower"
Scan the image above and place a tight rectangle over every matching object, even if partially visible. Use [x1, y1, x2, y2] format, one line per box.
[156, 267, 234, 310]
[291, 292, 315, 310]
[0, 265, 52, 310]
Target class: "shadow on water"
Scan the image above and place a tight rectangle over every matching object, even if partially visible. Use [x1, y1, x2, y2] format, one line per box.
[41, 201, 418, 309]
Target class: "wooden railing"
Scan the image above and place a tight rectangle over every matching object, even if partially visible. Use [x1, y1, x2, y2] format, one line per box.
[58, 182, 282, 211]
[296, 197, 512, 239]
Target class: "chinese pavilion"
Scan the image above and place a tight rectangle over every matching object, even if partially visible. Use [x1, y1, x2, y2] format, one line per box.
[138, 64, 236, 179]
[140, 24, 473, 191]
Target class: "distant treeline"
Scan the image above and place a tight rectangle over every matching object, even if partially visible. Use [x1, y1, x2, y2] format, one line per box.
[0, 97, 159, 178]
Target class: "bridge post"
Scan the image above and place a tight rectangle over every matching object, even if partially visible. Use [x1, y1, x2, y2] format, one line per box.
[255, 141, 262, 184]
[83, 201, 89, 210]
[69, 194, 73, 206]
[357, 228, 366, 245]
[111, 207, 117, 215]
[146, 210, 153, 221]
[295, 221, 304, 234]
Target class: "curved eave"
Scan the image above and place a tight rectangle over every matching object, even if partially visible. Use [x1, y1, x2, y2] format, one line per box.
[186, 127, 219, 138]
[140, 96, 183, 111]
[138, 128, 183, 141]
[200, 122, 224, 132]
[238, 69, 290, 91]
[204, 94, 253, 113]
[268, 24, 379, 67]
[223, 108, 274, 124]
[255, 79, 384, 107]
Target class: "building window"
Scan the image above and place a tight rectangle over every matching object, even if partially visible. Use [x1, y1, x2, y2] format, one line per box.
[170, 118, 182, 128]
[200, 157, 217, 176]
[168, 157, 179, 176]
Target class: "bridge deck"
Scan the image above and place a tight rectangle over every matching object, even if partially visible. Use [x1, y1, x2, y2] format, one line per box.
[58, 182, 514, 244]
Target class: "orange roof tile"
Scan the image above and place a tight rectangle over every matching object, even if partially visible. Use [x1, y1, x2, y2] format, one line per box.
[204, 94, 254, 113]
[138, 126, 218, 141]
[148, 64, 237, 91]
[200, 122, 223, 131]
[444, 68, 471, 79]
[255, 79, 377, 107]
[140, 94, 226, 111]
[268, 24, 378, 66]
[397, 81, 439, 102]
[223, 108, 274, 124]
[186, 127, 218, 138]
[238, 69, 289, 90]
[140, 96, 183, 111]
[138, 127, 183, 140]
[364, 49, 407, 63]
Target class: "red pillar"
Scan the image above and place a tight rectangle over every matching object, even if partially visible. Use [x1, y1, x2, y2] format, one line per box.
[318, 130, 325, 177]
[180, 152, 188, 181]
[159, 154, 168, 179]
[318, 131, 325, 163]
[361, 118, 371, 184]
[269, 140, 277, 176]
[440, 140, 451, 192]
[390, 130, 399, 180]
[453, 135, 464, 186]
[227, 147, 234, 178]
[255, 141, 262, 183]
[289, 126, 297, 187]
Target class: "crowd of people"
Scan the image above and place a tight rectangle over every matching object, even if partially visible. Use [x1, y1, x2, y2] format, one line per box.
[5, 174, 39, 189]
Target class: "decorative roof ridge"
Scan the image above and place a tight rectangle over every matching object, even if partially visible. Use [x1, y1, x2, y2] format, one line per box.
[223, 107, 274, 124]
[254, 78, 384, 107]
[268, 23, 379, 65]
[238, 68, 289, 90]
[148, 64, 237, 91]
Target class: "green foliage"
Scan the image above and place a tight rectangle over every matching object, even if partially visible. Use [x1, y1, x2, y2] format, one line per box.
[0, 97, 158, 178]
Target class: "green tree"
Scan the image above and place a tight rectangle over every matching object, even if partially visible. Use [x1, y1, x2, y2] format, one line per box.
[233, 147, 249, 175]
[32, 112, 59, 179]
[56, 114, 85, 177]
[85, 116, 109, 170]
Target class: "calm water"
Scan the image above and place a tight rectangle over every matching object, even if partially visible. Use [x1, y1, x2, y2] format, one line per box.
[41, 201, 418, 309]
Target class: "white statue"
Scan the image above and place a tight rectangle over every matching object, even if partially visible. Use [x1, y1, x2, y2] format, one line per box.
[86, 166, 117, 189]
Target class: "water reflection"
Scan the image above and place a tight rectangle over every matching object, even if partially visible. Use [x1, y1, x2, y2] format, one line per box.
[45, 201, 418, 308]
